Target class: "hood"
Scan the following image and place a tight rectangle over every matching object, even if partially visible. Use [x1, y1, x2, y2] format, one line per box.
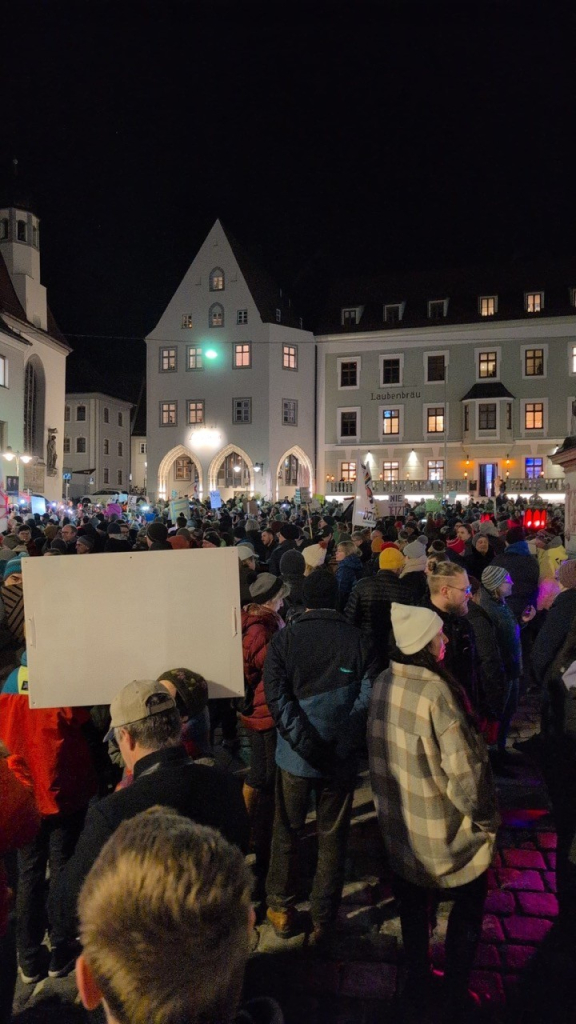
[401, 554, 427, 574]
[548, 536, 564, 549]
[505, 541, 530, 556]
[241, 607, 283, 629]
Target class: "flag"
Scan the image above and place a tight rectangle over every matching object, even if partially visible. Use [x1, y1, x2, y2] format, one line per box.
[360, 462, 375, 507]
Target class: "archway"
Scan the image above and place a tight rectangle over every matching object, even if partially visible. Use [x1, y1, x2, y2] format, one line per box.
[208, 443, 255, 497]
[157, 444, 203, 499]
[275, 445, 314, 501]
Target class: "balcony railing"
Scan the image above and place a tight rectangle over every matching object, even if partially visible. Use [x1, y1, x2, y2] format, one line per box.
[325, 477, 565, 496]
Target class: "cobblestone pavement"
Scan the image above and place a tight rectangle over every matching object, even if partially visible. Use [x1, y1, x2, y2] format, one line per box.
[12, 697, 575, 1024]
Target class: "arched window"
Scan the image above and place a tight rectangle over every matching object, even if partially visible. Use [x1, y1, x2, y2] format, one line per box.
[24, 358, 46, 457]
[217, 452, 250, 489]
[209, 267, 225, 291]
[0, 218, 8, 240]
[209, 303, 224, 328]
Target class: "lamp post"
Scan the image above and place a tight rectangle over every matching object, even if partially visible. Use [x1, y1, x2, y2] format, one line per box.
[1, 446, 33, 502]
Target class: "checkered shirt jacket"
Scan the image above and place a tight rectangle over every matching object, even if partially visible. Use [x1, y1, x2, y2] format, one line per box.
[368, 660, 500, 889]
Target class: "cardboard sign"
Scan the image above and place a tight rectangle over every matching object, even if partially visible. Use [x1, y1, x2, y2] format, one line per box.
[299, 487, 311, 502]
[170, 498, 190, 521]
[425, 499, 443, 513]
[388, 493, 405, 518]
[353, 497, 387, 527]
[209, 489, 222, 509]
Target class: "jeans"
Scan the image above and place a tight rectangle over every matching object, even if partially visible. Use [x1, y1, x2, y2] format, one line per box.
[245, 728, 277, 791]
[266, 769, 355, 926]
[392, 870, 488, 1000]
[498, 677, 520, 751]
[16, 807, 86, 968]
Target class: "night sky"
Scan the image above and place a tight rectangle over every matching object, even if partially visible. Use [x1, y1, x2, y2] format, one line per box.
[3, 1, 574, 403]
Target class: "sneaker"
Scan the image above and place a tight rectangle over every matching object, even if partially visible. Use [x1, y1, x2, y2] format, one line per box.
[19, 956, 46, 985]
[48, 943, 79, 978]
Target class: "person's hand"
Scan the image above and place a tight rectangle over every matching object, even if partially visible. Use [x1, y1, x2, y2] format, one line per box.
[522, 605, 536, 623]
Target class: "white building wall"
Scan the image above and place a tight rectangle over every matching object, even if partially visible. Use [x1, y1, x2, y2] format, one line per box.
[130, 437, 147, 491]
[65, 394, 132, 498]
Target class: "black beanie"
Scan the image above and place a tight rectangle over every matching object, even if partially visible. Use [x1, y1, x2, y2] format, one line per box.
[302, 569, 338, 610]
[147, 522, 168, 543]
[279, 523, 299, 541]
[280, 549, 305, 577]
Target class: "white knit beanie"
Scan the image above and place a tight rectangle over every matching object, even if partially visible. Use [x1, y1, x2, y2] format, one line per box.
[391, 603, 444, 656]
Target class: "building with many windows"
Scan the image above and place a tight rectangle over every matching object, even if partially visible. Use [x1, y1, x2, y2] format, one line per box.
[145, 220, 315, 502]
[64, 393, 132, 499]
[316, 262, 576, 501]
[0, 193, 69, 503]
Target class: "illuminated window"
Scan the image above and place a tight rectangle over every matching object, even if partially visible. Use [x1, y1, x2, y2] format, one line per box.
[478, 351, 497, 378]
[526, 291, 543, 313]
[341, 461, 356, 482]
[76, 437, 86, 454]
[187, 346, 203, 370]
[181, 314, 193, 329]
[282, 399, 298, 425]
[188, 401, 205, 425]
[103, 439, 109, 455]
[381, 358, 401, 384]
[524, 348, 544, 376]
[237, 309, 248, 325]
[160, 402, 177, 426]
[427, 460, 444, 481]
[479, 404, 497, 430]
[63, 436, 70, 454]
[283, 344, 298, 370]
[479, 296, 497, 316]
[175, 457, 193, 481]
[426, 406, 445, 433]
[382, 408, 400, 435]
[383, 461, 399, 482]
[160, 347, 177, 372]
[209, 267, 225, 291]
[233, 343, 251, 368]
[526, 457, 544, 479]
[209, 303, 224, 327]
[525, 402, 544, 430]
[233, 398, 251, 424]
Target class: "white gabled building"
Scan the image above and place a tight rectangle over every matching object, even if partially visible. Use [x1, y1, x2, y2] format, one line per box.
[145, 220, 316, 502]
[0, 193, 70, 503]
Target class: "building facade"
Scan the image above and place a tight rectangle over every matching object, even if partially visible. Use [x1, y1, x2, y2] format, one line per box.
[64, 393, 132, 499]
[145, 220, 315, 502]
[0, 198, 70, 503]
[316, 263, 576, 502]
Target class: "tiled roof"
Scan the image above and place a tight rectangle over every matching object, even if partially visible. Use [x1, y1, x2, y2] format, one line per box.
[462, 383, 515, 401]
[220, 222, 304, 329]
[316, 258, 576, 334]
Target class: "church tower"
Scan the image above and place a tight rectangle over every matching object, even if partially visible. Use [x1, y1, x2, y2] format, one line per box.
[0, 161, 47, 330]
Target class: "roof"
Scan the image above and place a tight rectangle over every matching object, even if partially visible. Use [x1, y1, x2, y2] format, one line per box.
[220, 221, 304, 329]
[65, 390, 133, 407]
[0, 250, 69, 347]
[316, 257, 576, 334]
[461, 383, 515, 401]
[130, 377, 146, 435]
[66, 351, 140, 404]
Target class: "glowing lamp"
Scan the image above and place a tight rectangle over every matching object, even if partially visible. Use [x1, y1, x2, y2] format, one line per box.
[205, 349, 218, 360]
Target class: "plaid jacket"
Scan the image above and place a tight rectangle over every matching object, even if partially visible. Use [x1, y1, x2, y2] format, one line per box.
[368, 660, 499, 888]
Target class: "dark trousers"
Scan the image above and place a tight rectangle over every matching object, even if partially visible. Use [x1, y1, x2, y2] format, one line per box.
[16, 808, 86, 967]
[498, 677, 520, 751]
[266, 768, 355, 926]
[245, 728, 277, 792]
[0, 917, 17, 1024]
[392, 870, 488, 1000]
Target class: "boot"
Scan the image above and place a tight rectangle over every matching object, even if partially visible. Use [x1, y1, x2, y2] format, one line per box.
[266, 906, 299, 938]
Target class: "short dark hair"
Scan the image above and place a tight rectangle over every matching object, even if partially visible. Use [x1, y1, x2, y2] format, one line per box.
[506, 526, 525, 545]
[116, 707, 182, 750]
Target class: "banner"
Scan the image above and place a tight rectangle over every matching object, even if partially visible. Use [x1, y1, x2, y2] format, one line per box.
[170, 498, 190, 521]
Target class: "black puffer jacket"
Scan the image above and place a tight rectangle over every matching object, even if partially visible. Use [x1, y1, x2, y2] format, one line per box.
[466, 599, 507, 719]
[422, 595, 480, 713]
[492, 543, 539, 620]
[532, 588, 576, 684]
[345, 570, 411, 680]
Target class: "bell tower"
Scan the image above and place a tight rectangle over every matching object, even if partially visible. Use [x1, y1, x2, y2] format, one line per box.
[0, 159, 47, 330]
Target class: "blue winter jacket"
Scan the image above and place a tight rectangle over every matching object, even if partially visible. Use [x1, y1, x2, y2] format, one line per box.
[335, 553, 364, 611]
[263, 609, 370, 778]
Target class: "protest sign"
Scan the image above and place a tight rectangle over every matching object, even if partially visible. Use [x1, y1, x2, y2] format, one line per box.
[209, 489, 222, 509]
[388, 493, 405, 517]
[170, 497, 190, 521]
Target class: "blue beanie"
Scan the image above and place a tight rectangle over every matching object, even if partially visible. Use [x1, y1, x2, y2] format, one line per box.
[3, 553, 28, 580]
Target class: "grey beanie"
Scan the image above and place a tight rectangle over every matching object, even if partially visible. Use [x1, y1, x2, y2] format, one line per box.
[481, 564, 509, 592]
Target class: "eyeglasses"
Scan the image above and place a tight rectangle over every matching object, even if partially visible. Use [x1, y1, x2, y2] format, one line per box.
[445, 584, 472, 595]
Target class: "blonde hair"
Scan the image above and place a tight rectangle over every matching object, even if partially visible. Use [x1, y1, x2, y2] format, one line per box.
[78, 807, 253, 1024]
[426, 560, 466, 593]
[336, 540, 358, 558]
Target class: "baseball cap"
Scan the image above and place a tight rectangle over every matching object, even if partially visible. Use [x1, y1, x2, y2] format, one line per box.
[104, 680, 177, 742]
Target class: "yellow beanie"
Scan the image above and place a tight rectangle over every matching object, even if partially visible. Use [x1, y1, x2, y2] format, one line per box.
[379, 547, 405, 571]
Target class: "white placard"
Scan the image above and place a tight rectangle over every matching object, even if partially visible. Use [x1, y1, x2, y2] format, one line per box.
[209, 489, 222, 509]
[353, 496, 388, 527]
[388, 493, 405, 518]
[22, 549, 244, 708]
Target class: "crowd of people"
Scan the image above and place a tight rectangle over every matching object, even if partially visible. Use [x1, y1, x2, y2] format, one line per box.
[0, 491, 575, 1024]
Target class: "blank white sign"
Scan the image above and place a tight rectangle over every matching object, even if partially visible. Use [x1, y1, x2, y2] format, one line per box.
[22, 548, 244, 708]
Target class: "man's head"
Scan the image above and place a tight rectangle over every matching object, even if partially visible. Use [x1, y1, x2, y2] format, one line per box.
[17, 526, 31, 543]
[481, 564, 513, 600]
[506, 526, 525, 547]
[427, 562, 471, 616]
[62, 524, 77, 543]
[76, 807, 254, 1024]
[261, 527, 275, 547]
[107, 680, 181, 772]
[77, 535, 95, 554]
[278, 523, 299, 543]
[146, 522, 168, 547]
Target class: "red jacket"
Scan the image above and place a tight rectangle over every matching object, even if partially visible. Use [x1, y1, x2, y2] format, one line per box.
[0, 661, 97, 817]
[240, 608, 283, 731]
[0, 754, 40, 935]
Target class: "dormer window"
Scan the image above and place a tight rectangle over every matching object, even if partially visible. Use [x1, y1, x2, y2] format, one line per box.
[341, 307, 361, 327]
[570, 288, 576, 308]
[428, 299, 448, 320]
[479, 296, 497, 316]
[384, 303, 404, 324]
[209, 267, 225, 291]
[525, 291, 544, 313]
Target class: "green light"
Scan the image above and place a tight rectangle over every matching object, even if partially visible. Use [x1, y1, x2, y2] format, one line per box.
[205, 348, 218, 360]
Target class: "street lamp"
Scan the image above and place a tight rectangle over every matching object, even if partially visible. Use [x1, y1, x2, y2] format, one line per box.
[1, 446, 33, 505]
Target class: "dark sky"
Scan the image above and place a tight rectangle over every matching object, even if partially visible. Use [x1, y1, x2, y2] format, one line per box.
[2, 0, 575, 401]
